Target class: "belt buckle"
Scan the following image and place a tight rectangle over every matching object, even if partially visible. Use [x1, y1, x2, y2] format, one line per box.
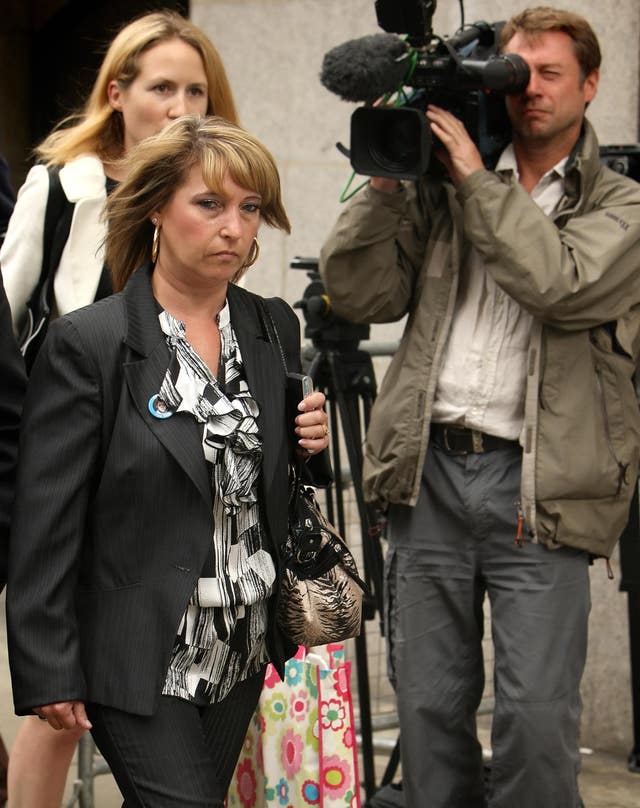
[471, 429, 484, 453]
[442, 426, 468, 455]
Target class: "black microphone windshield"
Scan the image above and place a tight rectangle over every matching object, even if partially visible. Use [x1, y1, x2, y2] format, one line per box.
[320, 33, 410, 103]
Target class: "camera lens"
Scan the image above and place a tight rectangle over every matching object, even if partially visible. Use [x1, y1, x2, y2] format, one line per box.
[370, 115, 422, 171]
[350, 107, 432, 179]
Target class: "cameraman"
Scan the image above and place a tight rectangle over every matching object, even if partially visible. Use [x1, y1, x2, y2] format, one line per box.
[320, 7, 640, 808]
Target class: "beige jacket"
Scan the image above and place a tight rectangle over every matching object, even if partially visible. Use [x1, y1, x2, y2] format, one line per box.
[320, 121, 640, 557]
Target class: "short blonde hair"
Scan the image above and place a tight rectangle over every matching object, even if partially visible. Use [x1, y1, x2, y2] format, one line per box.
[37, 11, 238, 165]
[106, 115, 291, 291]
[499, 7, 601, 81]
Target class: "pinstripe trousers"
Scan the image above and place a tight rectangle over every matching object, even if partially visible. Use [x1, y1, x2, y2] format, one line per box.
[86, 669, 264, 807]
[384, 442, 590, 808]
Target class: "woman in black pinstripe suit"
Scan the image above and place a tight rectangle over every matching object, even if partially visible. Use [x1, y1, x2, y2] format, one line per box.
[6, 115, 329, 807]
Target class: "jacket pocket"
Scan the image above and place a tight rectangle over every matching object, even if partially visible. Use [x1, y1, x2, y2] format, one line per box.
[594, 364, 629, 494]
[598, 338, 640, 487]
[537, 328, 638, 501]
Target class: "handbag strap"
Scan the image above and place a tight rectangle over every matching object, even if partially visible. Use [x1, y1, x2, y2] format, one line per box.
[257, 296, 289, 375]
[257, 295, 335, 493]
[257, 297, 307, 483]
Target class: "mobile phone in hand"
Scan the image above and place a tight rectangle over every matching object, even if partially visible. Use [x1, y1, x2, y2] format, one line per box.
[286, 372, 314, 427]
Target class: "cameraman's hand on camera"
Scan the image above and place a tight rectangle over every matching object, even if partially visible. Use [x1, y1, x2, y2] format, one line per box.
[426, 105, 484, 187]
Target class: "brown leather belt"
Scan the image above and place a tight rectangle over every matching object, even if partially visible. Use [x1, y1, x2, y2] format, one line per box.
[430, 423, 520, 455]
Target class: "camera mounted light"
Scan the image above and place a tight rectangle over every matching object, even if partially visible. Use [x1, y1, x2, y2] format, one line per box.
[375, 0, 438, 46]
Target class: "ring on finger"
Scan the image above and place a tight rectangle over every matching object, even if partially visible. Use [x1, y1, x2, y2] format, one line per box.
[322, 424, 329, 437]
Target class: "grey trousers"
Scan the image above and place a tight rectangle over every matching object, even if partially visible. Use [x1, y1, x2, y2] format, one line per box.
[385, 442, 590, 808]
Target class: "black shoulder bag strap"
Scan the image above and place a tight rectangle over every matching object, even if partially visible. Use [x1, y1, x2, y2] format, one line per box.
[256, 295, 333, 487]
[256, 295, 304, 464]
[20, 165, 75, 371]
[256, 295, 298, 375]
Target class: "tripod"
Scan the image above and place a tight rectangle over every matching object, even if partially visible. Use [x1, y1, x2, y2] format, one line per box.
[293, 258, 387, 800]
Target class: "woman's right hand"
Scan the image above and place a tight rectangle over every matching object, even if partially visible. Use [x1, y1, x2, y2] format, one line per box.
[34, 700, 92, 731]
[295, 390, 330, 457]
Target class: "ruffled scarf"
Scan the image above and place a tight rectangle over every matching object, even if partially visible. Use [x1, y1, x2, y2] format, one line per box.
[157, 304, 262, 513]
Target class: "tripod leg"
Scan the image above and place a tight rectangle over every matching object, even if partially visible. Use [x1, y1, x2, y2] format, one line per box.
[325, 356, 384, 800]
[380, 735, 401, 787]
[327, 355, 385, 617]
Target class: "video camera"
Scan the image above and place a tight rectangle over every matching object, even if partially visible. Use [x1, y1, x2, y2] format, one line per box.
[320, 0, 531, 180]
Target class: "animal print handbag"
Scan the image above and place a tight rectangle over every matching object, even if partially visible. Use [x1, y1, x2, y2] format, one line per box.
[277, 459, 366, 647]
[256, 297, 366, 647]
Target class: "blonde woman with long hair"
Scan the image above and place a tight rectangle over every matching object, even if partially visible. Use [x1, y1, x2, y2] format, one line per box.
[2, 9, 237, 337]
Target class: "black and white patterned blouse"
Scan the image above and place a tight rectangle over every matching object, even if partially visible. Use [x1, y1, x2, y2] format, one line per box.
[158, 302, 276, 705]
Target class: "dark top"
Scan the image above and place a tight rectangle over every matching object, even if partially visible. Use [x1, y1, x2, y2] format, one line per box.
[0, 271, 26, 589]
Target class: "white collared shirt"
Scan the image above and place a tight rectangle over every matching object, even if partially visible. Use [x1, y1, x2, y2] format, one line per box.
[431, 146, 568, 440]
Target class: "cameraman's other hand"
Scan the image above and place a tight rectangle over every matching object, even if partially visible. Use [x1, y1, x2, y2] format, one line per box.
[370, 176, 401, 194]
[426, 105, 484, 186]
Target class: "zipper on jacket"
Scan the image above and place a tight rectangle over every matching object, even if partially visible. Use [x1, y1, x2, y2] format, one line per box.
[594, 365, 629, 495]
[535, 340, 548, 411]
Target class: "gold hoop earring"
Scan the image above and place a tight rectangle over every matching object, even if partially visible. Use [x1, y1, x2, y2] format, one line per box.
[151, 221, 161, 263]
[243, 237, 260, 268]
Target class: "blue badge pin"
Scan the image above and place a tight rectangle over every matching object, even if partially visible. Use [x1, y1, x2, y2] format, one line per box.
[148, 394, 173, 419]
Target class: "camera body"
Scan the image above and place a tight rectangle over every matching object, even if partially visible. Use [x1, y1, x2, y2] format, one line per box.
[349, 1, 530, 179]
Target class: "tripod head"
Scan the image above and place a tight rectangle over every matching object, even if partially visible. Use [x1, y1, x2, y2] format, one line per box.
[291, 257, 370, 353]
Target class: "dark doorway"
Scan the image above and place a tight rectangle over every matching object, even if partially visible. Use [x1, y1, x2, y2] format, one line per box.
[0, 0, 189, 186]
[32, 0, 189, 148]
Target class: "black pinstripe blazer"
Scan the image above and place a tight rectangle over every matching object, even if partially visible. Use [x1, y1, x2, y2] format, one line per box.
[0, 271, 26, 589]
[7, 263, 304, 716]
